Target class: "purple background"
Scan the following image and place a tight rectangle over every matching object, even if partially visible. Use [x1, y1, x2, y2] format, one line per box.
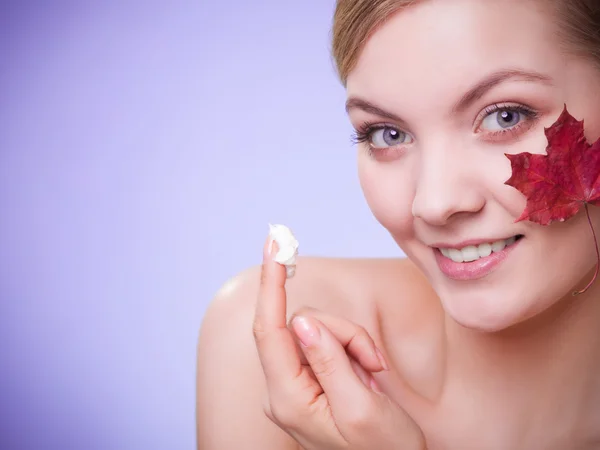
[0, 2, 402, 449]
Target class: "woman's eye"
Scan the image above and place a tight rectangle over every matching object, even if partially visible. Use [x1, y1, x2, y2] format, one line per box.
[481, 108, 523, 131]
[370, 127, 412, 148]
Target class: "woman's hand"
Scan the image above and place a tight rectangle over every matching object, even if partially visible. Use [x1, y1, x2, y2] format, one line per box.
[252, 239, 425, 450]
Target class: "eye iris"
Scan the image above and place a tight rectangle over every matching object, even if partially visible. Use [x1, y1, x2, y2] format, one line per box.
[497, 110, 520, 128]
[383, 128, 403, 145]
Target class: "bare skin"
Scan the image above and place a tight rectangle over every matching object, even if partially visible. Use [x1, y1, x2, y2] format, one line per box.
[197, 0, 600, 448]
[197, 256, 436, 449]
[198, 256, 600, 449]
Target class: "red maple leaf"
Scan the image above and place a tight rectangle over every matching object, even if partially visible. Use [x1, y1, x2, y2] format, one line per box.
[504, 105, 600, 294]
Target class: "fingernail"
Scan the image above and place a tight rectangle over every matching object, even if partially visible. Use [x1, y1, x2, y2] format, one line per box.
[263, 237, 277, 261]
[292, 316, 320, 347]
[268, 238, 274, 255]
[375, 348, 389, 371]
[370, 377, 383, 393]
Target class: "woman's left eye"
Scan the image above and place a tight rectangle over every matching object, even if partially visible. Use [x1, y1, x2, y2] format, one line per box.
[480, 108, 525, 131]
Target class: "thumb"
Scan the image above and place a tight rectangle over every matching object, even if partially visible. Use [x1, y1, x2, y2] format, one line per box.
[291, 315, 372, 414]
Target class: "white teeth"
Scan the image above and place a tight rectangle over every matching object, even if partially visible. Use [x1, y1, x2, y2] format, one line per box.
[461, 246, 479, 262]
[491, 240, 506, 252]
[478, 243, 492, 258]
[448, 248, 464, 263]
[439, 236, 519, 263]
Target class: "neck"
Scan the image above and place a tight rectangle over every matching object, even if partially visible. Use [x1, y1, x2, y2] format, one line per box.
[446, 269, 600, 443]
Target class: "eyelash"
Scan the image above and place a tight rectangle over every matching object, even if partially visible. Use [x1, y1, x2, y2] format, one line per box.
[350, 102, 539, 157]
[477, 103, 539, 138]
[351, 123, 388, 146]
[350, 123, 405, 159]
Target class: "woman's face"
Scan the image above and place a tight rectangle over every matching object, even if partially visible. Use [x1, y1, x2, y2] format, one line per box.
[346, 0, 600, 331]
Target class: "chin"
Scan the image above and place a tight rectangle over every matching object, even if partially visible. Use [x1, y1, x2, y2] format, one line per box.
[436, 275, 588, 334]
[437, 289, 535, 333]
[402, 244, 539, 332]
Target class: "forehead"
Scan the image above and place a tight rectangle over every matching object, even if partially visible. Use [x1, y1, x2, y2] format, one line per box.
[346, 0, 563, 102]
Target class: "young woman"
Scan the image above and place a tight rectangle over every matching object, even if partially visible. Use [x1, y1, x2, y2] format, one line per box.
[197, 1, 600, 448]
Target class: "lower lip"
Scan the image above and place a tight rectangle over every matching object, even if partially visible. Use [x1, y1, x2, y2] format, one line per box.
[434, 239, 522, 281]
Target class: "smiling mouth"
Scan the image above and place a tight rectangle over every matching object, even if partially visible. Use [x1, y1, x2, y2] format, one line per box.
[437, 235, 524, 263]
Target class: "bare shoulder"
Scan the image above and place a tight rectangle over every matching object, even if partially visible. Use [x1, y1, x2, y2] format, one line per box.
[196, 256, 435, 449]
[282, 256, 437, 327]
[205, 256, 432, 328]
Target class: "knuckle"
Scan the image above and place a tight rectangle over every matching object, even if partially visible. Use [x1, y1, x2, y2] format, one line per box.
[269, 399, 302, 428]
[348, 325, 375, 354]
[252, 317, 268, 342]
[310, 353, 337, 378]
[342, 397, 378, 430]
[353, 325, 370, 343]
[356, 324, 369, 338]
[266, 378, 319, 428]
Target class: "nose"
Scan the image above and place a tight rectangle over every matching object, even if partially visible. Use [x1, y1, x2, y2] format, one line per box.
[411, 151, 485, 226]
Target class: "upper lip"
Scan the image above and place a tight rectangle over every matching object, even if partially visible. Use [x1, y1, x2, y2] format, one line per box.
[430, 235, 521, 249]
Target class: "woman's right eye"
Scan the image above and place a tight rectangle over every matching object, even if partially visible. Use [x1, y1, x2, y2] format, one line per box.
[370, 126, 413, 148]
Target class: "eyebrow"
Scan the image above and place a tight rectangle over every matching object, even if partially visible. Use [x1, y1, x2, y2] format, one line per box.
[345, 68, 554, 120]
[345, 98, 405, 123]
[452, 68, 553, 113]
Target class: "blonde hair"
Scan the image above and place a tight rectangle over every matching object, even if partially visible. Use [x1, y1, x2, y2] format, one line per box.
[331, 0, 600, 84]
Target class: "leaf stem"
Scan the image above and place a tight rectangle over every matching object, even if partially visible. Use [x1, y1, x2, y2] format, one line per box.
[573, 203, 599, 296]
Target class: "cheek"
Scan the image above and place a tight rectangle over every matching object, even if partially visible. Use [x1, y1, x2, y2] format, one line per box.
[358, 157, 415, 236]
[497, 182, 528, 219]
[531, 211, 600, 300]
[494, 132, 548, 219]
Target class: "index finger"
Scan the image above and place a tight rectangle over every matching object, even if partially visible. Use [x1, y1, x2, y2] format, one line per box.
[253, 236, 303, 385]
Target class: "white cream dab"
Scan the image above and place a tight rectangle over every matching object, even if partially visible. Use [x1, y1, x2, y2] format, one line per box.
[268, 223, 299, 278]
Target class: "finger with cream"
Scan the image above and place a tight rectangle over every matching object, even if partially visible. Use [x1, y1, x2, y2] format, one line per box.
[268, 223, 299, 279]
